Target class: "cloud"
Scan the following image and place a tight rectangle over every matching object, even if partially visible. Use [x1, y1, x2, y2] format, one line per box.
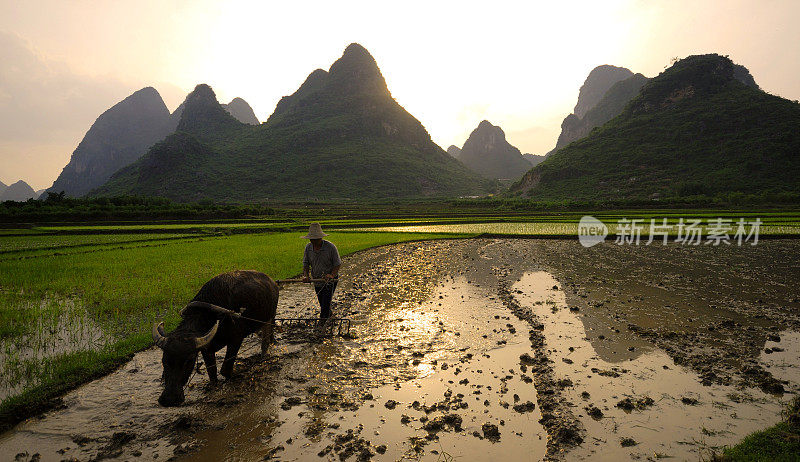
[0, 31, 134, 142]
[0, 31, 134, 188]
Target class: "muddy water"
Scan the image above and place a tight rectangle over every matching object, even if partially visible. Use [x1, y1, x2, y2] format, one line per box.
[188, 278, 547, 461]
[0, 348, 200, 461]
[1, 238, 798, 461]
[512, 271, 797, 460]
[0, 297, 111, 401]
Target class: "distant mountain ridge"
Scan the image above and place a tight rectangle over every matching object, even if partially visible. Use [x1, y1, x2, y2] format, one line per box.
[93, 44, 495, 201]
[46, 87, 172, 197]
[455, 121, 532, 180]
[174, 84, 244, 140]
[543, 61, 761, 161]
[573, 65, 634, 118]
[0, 180, 37, 201]
[522, 153, 545, 167]
[545, 65, 644, 157]
[222, 98, 259, 125]
[509, 54, 798, 201]
[171, 97, 260, 127]
[553, 73, 650, 153]
[44, 88, 260, 197]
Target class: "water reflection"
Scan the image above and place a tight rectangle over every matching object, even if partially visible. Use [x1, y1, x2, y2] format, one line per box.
[0, 296, 111, 401]
[513, 270, 791, 460]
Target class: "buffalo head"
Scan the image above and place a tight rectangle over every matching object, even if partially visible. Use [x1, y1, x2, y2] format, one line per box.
[152, 320, 219, 406]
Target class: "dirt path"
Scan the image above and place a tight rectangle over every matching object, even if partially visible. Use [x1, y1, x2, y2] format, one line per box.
[1, 239, 798, 461]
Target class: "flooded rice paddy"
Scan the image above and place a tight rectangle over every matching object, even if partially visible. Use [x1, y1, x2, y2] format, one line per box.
[353, 221, 800, 236]
[0, 297, 112, 401]
[1, 238, 798, 461]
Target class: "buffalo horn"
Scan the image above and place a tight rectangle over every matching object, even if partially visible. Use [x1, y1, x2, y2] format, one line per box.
[152, 322, 168, 349]
[194, 320, 220, 350]
[181, 301, 235, 318]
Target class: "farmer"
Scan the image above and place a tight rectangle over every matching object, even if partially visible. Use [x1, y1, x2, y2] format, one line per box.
[301, 223, 341, 320]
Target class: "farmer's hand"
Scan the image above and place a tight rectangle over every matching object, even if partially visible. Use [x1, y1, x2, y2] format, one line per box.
[302, 276, 310, 283]
[324, 273, 334, 281]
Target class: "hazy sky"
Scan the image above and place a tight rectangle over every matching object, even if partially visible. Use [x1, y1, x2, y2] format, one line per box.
[1, 0, 799, 189]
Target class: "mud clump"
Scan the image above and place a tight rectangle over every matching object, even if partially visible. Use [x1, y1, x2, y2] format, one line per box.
[384, 399, 398, 410]
[481, 423, 501, 442]
[620, 437, 637, 447]
[162, 414, 207, 434]
[740, 364, 787, 394]
[321, 428, 375, 461]
[93, 431, 136, 461]
[590, 367, 622, 378]
[499, 282, 585, 459]
[513, 401, 536, 413]
[585, 405, 603, 419]
[304, 419, 326, 438]
[71, 435, 94, 446]
[13, 452, 41, 462]
[281, 396, 302, 410]
[556, 378, 573, 388]
[547, 422, 583, 449]
[423, 414, 463, 433]
[616, 396, 655, 412]
[264, 445, 284, 459]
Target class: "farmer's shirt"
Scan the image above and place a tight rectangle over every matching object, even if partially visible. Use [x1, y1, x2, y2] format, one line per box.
[303, 240, 342, 286]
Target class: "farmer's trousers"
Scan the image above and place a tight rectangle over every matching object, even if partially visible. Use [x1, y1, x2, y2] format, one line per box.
[315, 280, 337, 319]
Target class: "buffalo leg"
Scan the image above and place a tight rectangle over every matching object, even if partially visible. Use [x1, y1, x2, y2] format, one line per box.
[259, 323, 274, 358]
[201, 349, 218, 384]
[220, 339, 242, 378]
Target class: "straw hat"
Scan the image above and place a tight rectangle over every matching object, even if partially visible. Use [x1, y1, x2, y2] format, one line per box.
[301, 223, 328, 239]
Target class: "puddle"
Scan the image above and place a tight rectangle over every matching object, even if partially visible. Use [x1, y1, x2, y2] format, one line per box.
[512, 270, 794, 460]
[760, 330, 800, 388]
[0, 348, 200, 461]
[185, 277, 546, 461]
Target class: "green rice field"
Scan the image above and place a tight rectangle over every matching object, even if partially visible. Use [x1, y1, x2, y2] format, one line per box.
[0, 229, 467, 430]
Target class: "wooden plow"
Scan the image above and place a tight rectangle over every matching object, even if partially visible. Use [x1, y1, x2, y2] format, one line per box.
[273, 317, 352, 337]
[274, 278, 351, 337]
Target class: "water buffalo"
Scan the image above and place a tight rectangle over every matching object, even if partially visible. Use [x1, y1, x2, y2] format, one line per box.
[152, 270, 278, 406]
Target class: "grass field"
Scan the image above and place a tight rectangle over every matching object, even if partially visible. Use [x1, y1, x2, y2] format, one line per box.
[0, 233, 199, 253]
[0, 230, 468, 430]
[716, 397, 800, 461]
[9, 209, 800, 237]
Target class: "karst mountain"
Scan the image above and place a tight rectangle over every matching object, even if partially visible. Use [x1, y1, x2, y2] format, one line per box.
[93, 44, 495, 200]
[510, 54, 799, 201]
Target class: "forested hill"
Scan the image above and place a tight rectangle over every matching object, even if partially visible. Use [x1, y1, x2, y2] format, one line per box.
[509, 54, 800, 201]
